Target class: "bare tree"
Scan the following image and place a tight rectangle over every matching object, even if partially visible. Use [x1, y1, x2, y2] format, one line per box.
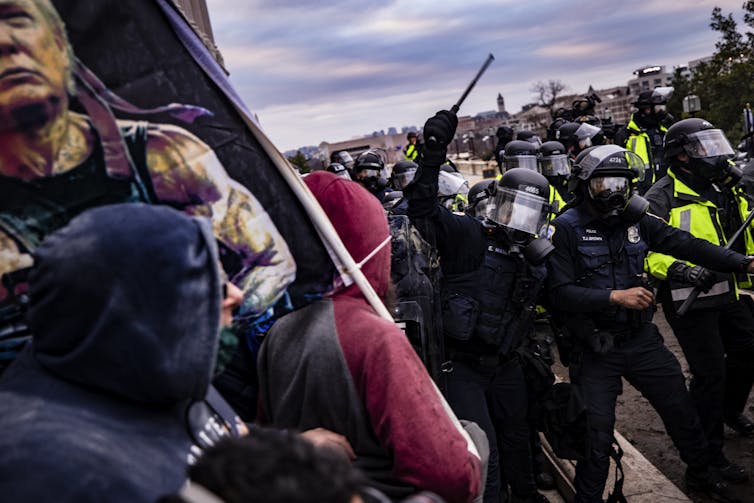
[530, 79, 568, 112]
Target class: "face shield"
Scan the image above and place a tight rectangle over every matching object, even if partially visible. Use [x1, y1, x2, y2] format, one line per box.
[328, 162, 352, 180]
[575, 123, 602, 149]
[540, 154, 571, 177]
[391, 166, 417, 190]
[576, 144, 647, 183]
[438, 171, 469, 197]
[502, 155, 539, 172]
[487, 187, 549, 236]
[681, 129, 735, 159]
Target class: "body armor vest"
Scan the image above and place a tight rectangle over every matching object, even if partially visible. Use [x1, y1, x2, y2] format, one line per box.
[558, 207, 652, 329]
[441, 235, 545, 355]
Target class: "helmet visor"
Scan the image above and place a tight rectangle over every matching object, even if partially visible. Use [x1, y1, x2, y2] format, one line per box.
[540, 154, 571, 176]
[437, 171, 469, 197]
[356, 167, 382, 180]
[487, 187, 549, 235]
[682, 129, 735, 159]
[588, 176, 629, 198]
[392, 167, 417, 189]
[577, 145, 647, 182]
[575, 122, 602, 140]
[503, 155, 539, 172]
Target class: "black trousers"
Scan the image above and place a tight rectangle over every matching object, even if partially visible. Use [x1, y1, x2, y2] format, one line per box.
[571, 323, 710, 503]
[445, 358, 535, 503]
[665, 299, 754, 463]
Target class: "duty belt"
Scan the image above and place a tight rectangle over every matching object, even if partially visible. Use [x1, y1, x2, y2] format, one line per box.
[445, 349, 515, 373]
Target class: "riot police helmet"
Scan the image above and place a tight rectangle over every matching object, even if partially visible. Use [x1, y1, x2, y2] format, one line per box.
[486, 168, 551, 242]
[326, 162, 352, 180]
[570, 145, 646, 215]
[502, 140, 540, 172]
[466, 178, 496, 219]
[517, 130, 543, 147]
[539, 141, 571, 178]
[664, 118, 737, 181]
[353, 149, 389, 195]
[391, 160, 418, 190]
[437, 170, 469, 211]
[557, 121, 602, 153]
[330, 150, 355, 171]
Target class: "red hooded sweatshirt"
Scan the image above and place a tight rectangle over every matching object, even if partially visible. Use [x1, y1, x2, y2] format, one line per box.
[258, 171, 480, 502]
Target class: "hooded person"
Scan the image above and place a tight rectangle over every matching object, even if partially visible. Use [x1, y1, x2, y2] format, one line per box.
[0, 203, 245, 502]
[257, 171, 483, 503]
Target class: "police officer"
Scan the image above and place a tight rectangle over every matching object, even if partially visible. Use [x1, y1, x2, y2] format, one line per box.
[539, 141, 573, 208]
[466, 179, 496, 220]
[404, 131, 421, 161]
[331, 150, 355, 177]
[615, 87, 674, 194]
[645, 119, 754, 472]
[326, 162, 352, 180]
[352, 149, 392, 203]
[556, 122, 603, 161]
[547, 144, 754, 503]
[502, 140, 564, 222]
[406, 110, 554, 503]
[494, 125, 515, 173]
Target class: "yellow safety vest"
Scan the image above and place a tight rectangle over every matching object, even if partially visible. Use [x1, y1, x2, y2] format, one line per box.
[404, 144, 418, 161]
[645, 170, 754, 309]
[624, 116, 667, 186]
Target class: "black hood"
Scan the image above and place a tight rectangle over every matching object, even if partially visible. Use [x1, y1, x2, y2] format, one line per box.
[27, 203, 222, 404]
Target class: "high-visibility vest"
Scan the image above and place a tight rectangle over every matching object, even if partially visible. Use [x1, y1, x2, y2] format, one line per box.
[404, 144, 418, 161]
[645, 170, 754, 310]
[624, 116, 667, 187]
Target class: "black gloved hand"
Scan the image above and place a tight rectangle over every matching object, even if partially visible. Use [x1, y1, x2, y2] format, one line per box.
[668, 262, 717, 293]
[587, 329, 614, 355]
[423, 110, 458, 152]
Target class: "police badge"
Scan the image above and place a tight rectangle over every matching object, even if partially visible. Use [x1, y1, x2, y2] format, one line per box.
[627, 225, 640, 243]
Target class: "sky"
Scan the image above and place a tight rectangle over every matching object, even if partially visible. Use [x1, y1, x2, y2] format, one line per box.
[205, 0, 744, 152]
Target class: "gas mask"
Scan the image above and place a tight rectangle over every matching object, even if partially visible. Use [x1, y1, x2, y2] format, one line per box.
[588, 176, 630, 215]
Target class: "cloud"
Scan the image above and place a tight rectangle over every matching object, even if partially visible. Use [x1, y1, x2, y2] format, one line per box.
[205, 0, 744, 151]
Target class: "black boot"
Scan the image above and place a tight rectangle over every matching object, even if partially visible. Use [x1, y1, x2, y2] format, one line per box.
[724, 413, 754, 436]
[685, 467, 742, 503]
[712, 458, 749, 484]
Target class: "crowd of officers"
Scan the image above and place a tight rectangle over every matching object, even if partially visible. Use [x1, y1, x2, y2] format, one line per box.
[326, 88, 754, 503]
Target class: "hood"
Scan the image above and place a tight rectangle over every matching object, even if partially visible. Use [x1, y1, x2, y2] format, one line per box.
[27, 203, 222, 404]
[304, 171, 390, 297]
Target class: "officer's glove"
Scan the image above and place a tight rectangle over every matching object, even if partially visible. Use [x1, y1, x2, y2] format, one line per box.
[587, 328, 614, 355]
[667, 262, 717, 293]
[421, 110, 458, 167]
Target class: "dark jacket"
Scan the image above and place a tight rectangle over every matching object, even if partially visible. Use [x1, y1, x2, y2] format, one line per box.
[0, 203, 227, 502]
[258, 172, 481, 503]
[547, 205, 750, 319]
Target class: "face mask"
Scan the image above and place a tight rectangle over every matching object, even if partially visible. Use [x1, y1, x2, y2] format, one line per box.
[333, 234, 392, 290]
[687, 156, 730, 181]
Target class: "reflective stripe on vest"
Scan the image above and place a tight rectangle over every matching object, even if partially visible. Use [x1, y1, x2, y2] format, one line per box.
[670, 280, 731, 302]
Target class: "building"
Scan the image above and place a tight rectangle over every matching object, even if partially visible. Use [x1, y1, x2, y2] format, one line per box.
[628, 65, 674, 95]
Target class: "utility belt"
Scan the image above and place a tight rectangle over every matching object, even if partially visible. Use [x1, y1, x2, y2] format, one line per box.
[445, 349, 515, 374]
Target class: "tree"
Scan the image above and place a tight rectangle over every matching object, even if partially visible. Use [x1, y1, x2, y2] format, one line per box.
[530, 80, 568, 116]
[685, 3, 754, 143]
[287, 150, 310, 173]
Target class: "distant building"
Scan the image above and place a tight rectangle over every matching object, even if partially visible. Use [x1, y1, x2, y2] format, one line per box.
[628, 65, 673, 95]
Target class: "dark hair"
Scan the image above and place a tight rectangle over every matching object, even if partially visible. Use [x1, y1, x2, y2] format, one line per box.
[186, 428, 366, 503]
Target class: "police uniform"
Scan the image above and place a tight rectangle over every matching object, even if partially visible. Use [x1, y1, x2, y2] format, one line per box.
[615, 114, 668, 194]
[548, 205, 752, 502]
[646, 168, 754, 461]
[408, 162, 545, 502]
